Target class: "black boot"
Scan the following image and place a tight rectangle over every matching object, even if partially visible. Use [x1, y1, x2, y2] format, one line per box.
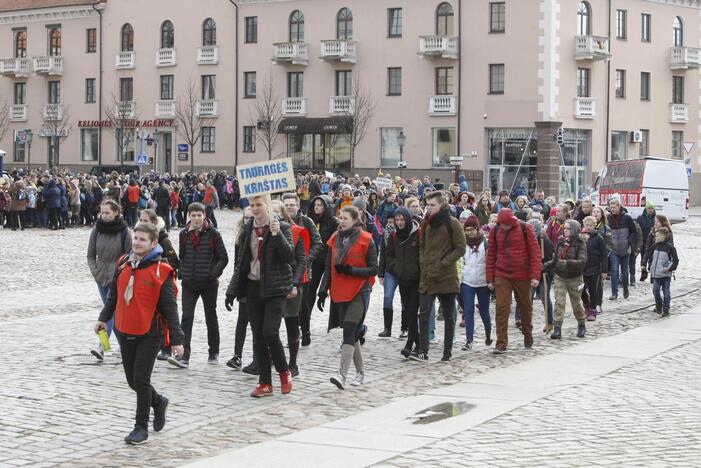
[623, 287, 629, 299]
[655, 302, 662, 314]
[661, 309, 670, 317]
[576, 321, 586, 338]
[379, 308, 393, 337]
[288, 339, 300, 377]
[550, 325, 562, 340]
[242, 358, 259, 376]
[485, 330, 493, 346]
[301, 332, 311, 347]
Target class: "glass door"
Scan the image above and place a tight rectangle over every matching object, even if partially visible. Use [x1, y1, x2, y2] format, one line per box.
[163, 133, 172, 174]
[313, 134, 325, 169]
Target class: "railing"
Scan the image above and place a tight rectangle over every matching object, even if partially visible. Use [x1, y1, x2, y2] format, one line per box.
[0, 58, 30, 76]
[283, 97, 307, 115]
[574, 35, 610, 60]
[197, 46, 219, 64]
[670, 103, 688, 123]
[419, 35, 459, 59]
[10, 104, 27, 121]
[429, 95, 457, 115]
[272, 42, 308, 65]
[115, 51, 135, 69]
[155, 100, 176, 117]
[155, 48, 176, 66]
[116, 101, 135, 118]
[42, 103, 63, 120]
[197, 99, 218, 117]
[329, 96, 354, 114]
[574, 97, 596, 118]
[670, 47, 701, 70]
[33, 56, 63, 75]
[320, 40, 356, 63]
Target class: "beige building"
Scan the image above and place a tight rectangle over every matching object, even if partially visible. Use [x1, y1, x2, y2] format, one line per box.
[0, 0, 699, 200]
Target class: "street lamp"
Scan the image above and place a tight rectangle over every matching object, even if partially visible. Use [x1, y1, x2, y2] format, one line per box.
[396, 130, 406, 177]
[25, 129, 33, 171]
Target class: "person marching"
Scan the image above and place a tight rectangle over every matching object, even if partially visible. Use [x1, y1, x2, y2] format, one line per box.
[94, 222, 184, 445]
[459, 215, 492, 350]
[317, 206, 378, 389]
[580, 216, 608, 321]
[226, 207, 253, 372]
[646, 227, 679, 317]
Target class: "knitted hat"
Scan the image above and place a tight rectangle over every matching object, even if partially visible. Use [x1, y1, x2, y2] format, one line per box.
[497, 208, 518, 226]
[463, 215, 480, 230]
[645, 201, 655, 209]
[352, 197, 367, 212]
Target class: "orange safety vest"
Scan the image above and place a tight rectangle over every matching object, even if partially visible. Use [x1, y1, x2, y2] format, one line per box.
[291, 224, 311, 284]
[327, 230, 375, 303]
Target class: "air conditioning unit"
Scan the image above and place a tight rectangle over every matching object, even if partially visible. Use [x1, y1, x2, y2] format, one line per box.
[630, 130, 643, 143]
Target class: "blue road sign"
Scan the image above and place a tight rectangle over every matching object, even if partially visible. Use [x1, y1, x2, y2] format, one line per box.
[136, 153, 149, 165]
[178, 144, 189, 152]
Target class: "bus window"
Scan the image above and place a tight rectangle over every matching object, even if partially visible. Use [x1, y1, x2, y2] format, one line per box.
[625, 160, 644, 190]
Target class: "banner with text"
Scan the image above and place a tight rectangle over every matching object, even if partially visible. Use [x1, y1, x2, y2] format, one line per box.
[237, 158, 296, 198]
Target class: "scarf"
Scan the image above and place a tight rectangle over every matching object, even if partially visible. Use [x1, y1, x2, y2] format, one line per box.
[334, 225, 362, 265]
[394, 207, 414, 241]
[186, 219, 211, 253]
[465, 229, 485, 253]
[253, 224, 270, 258]
[559, 237, 572, 260]
[96, 216, 127, 234]
[124, 245, 163, 306]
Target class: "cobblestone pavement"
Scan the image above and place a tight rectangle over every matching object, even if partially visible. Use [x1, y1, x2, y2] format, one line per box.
[1, 211, 700, 467]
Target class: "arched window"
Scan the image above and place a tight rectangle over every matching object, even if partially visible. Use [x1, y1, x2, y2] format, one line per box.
[337, 8, 353, 40]
[161, 20, 174, 48]
[49, 28, 61, 56]
[202, 18, 217, 46]
[673, 16, 683, 47]
[577, 2, 591, 36]
[289, 10, 305, 42]
[436, 2, 454, 36]
[120, 23, 134, 52]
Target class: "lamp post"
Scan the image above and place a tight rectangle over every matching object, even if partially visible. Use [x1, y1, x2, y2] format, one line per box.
[397, 130, 406, 178]
[25, 129, 33, 171]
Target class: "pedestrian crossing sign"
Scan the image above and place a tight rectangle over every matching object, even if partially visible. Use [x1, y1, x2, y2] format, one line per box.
[136, 153, 149, 165]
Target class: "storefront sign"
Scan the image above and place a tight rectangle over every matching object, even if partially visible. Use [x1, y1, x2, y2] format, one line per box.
[77, 119, 175, 128]
[237, 158, 295, 198]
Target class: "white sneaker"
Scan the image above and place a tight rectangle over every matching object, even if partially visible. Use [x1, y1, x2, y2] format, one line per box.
[350, 373, 365, 386]
[330, 373, 346, 390]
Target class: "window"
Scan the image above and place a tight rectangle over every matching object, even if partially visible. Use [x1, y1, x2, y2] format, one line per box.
[489, 64, 505, 94]
[13, 139, 25, 162]
[436, 67, 455, 95]
[672, 76, 684, 104]
[202, 18, 217, 46]
[615, 69, 625, 98]
[160, 75, 174, 100]
[287, 72, 303, 97]
[380, 127, 403, 167]
[490, 2, 505, 33]
[48, 81, 60, 104]
[202, 75, 216, 99]
[243, 126, 255, 152]
[14, 82, 25, 105]
[577, 68, 590, 97]
[337, 8, 353, 40]
[641, 14, 651, 42]
[610, 131, 628, 161]
[436, 2, 454, 36]
[387, 67, 401, 96]
[81, 128, 98, 161]
[14, 29, 27, 58]
[244, 72, 256, 98]
[117, 128, 135, 161]
[639, 129, 649, 157]
[289, 10, 304, 42]
[432, 128, 457, 167]
[616, 9, 626, 39]
[672, 131, 683, 159]
[245, 16, 257, 43]
[388, 8, 402, 37]
[85, 78, 96, 103]
[640, 72, 650, 100]
[86, 28, 96, 53]
[336, 70, 352, 96]
[48, 27, 61, 56]
[673, 17, 683, 47]
[577, 2, 590, 36]
[119, 77, 133, 101]
[161, 20, 174, 49]
[201, 127, 215, 152]
[120, 23, 133, 51]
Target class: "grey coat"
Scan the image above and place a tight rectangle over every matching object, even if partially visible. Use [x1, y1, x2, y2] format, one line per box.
[87, 225, 132, 286]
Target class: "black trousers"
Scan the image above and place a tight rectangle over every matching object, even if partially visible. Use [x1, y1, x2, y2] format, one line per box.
[156, 206, 171, 230]
[301, 261, 324, 337]
[181, 283, 220, 361]
[400, 284, 420, 352]
[419, 293, 456, 357]
[118, 334, 164, 431]
[582, 273, 603, 308]
[246, 280, 288, 385]
[234, 301, 249, 357]
[48, 207, 60, 229]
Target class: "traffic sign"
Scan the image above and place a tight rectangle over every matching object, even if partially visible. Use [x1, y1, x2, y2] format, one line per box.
[136, 153, 149, 165]
[449, 156, 464, 165]
[178, 143, 189, 152]
[683, 142, 695, 155]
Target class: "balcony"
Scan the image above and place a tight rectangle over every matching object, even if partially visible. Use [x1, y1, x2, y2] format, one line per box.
[10, 104, 27, 121]
[670, 103, 688, 123]
[155, 48, 176, 67]
[197, 99, 218, 117]
[197, 46, 219, 64]
[42, 103, 63, 120]
[320, 40, 356, 63]
[670, 47, 701, 70]
[115, 51, 135, 69]
[574, 97, 596, 119]
[574, 35, 610, 60]
[329, 96, 354, 114]
[429, 95, 457, 115]
[116, 101, 135, 118]
[418, 35, 458, 59]
[155, 100, 176, 118]
[33, 56, 63, 75]
[272, 42, 308, 65]
[0, 58, 30, 77]
[283, 97, 307, 116]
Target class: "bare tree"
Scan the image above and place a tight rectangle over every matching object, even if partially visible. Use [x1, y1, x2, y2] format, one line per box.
[104, 93, 138, 164]
[250, 77, 283, 160]
[342, 76, 376, 168]
[40, 103, 74, 169]
[174, 78, 214, 172]
[0, 100, 9, 143]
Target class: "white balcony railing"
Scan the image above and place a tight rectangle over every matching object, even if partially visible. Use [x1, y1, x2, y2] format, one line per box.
[320, 40, 356, 63]
[155, 100, 176, 118]
[33, 56, 63, 75]
[429, 95, 457, 115]
[0, 58, 30, 76]
[670, 47, 701, 70]
[670, 103, 689, 123]
[197, 46, 219, 64]
[574, 97, 596, 119]
[115, 51, 135, 69]
[42, 103, 63, 120]
[155, 48, 176, 67]
[197, 99, 218, 117]
[283, 97, 307, 115]
[10, 104, 27, 121]
[419, 35, 459, 59]
[574, 35, 610, 60]
[116, 101, 135, 118]
[272, 42, 308, 65]
[329, 96, 354, 114]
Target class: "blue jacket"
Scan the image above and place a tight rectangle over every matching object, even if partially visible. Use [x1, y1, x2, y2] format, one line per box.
[376, 200, 397, 229]
[494, 201, 516, 213]
[58, 183, 68, 212]
[44, 180, 61, 209]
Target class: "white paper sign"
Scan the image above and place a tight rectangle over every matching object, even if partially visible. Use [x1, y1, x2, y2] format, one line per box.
[237, 158, 296, 198]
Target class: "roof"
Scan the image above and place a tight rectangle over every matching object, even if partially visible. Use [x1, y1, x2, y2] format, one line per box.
[0, 0, 102, 13]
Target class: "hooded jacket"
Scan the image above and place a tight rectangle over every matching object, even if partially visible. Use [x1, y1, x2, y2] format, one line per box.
[419, 206, 467, 294]
[384, 215, 421, 286]
[582, 228, 608, 276]
[43, 180, 61, 209]
[552, 222, 588, 279]
[646, 240, 679, 279]
[309, 195, 340, 265]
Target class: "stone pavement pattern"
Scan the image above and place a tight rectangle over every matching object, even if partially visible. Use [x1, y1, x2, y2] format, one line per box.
[1, 211, 700, 466]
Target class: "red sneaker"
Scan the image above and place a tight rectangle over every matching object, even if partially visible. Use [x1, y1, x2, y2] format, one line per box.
[280, 371, 293, 394]
[250, 383, 273, 398]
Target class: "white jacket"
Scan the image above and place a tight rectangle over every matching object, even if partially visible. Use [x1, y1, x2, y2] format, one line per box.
[461, 241, 487, 288]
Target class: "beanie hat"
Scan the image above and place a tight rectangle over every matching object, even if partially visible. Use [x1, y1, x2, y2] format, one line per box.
[463, 215, 480, 230]
[527, 218, 543, 237]
[645, 201, 655, 209]
[550, 207, 558, 217]
[352, 197, 367, 212]
[497, 208, 517, 226]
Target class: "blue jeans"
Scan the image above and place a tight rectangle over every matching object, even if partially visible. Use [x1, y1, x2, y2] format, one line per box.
[429, 303, 436, 340]
[610, 253, 630, 296]
[382, 271, 399, 310]
[460, 284, 491, 342]
[652, 277, 671, 310]
[96, 282, 114, 339]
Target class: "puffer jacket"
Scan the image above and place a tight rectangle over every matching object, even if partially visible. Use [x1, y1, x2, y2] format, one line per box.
[43, 180, 61, 209]
[178, 220, 229, 288]
[552, 236, 588, 279]
[486, 220, 542, 283]
[607, 211, 637, 257]
[582, 229, 608, 276]
[643, 229, 674, 266]
[461, 241, 487, 288]
[419, 207, 467, 295]
[646, 241, 679, 279]
[385, 220, 420, 286]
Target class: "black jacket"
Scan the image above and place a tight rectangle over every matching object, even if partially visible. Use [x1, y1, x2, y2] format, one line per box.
[178, 221, 229, 288]
[292, 212, 323, 263]
[583, 230, 609, 276]
[384, 222, 421, 286]
[308, 196, 339, 265]
[152, 185, 171, 209]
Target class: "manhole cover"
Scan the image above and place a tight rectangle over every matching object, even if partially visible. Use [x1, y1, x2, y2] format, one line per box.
[409, 401, 475, 425]
[55, 353, 122, 366]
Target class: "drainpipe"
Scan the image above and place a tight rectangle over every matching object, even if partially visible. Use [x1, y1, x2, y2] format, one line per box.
[228, 0, 239, 167]
[456, 0, 462, 185]
[604, 0, 611, 163]
[92, 2, 105, 166]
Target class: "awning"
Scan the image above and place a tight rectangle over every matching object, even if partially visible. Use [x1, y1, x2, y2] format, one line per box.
[278, 117, 352, 134]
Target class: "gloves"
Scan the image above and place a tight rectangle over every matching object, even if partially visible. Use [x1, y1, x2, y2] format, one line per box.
[335, 264, 353, 275]
[639, 269, 648, 283]
[317, 292, 327, 311]
[225, 294, 235, 311]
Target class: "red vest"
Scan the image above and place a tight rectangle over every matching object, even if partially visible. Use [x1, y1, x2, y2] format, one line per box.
[327, 231, 375, 303]
[291, 224, 311, 284]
